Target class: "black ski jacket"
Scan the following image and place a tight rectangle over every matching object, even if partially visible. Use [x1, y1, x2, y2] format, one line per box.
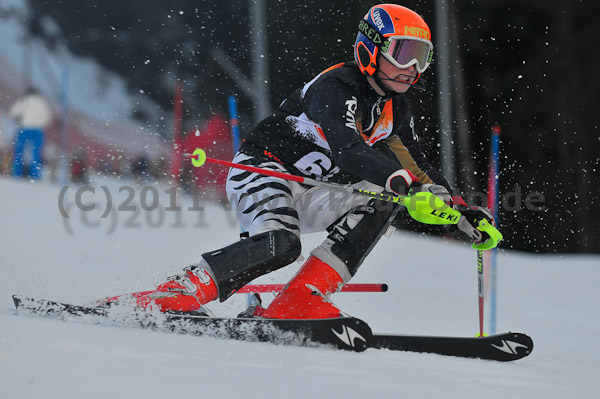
[240, 62, 450, 191]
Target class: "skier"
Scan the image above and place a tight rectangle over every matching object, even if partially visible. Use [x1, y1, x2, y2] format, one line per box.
[9, 87, 53, 179]
[122, 4, 496, 318]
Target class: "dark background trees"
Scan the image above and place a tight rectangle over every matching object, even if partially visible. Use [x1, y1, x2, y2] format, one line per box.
[24, 0, 599, 253]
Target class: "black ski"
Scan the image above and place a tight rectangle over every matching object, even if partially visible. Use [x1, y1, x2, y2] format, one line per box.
[372, 332, 533, 361]
[11, 295, 372, 352]
[12, 295, 533, 361]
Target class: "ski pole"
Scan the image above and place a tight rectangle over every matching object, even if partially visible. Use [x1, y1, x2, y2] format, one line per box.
[183, 148, 467, 227]
[184, 149, 406, 203]
[476, 249, 485, 337]
[236, 283, 388, 294]
[184, 149, 504, 248]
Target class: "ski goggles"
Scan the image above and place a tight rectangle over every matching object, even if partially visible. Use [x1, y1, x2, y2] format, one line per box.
[382, 36, 433, 74]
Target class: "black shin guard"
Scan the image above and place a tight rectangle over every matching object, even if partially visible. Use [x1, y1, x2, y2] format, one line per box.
[327, 201, 400, 276]
[202, 230, 301, 301]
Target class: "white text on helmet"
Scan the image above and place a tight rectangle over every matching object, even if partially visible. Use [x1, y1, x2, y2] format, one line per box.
[373, 10, 385, 30]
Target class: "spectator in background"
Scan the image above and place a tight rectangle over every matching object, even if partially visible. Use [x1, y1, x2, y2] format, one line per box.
[9, 87, 53, 179]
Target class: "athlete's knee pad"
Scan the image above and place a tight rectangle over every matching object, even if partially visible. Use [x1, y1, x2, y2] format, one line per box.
[312, 200, 400, 280]
[202, 229, 302, 301]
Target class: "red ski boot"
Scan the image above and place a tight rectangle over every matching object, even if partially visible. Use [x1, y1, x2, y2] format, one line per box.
[258, 256, 345, 319]
[104, 262, 219, 312]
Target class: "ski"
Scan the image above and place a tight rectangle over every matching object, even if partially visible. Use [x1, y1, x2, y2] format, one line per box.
[12, 295, 533, 361]
[11, 295, 372, 352]
[372, 332, 533, 361]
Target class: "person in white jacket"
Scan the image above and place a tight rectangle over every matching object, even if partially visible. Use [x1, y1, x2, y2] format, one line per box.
[9, 87, 53, 179]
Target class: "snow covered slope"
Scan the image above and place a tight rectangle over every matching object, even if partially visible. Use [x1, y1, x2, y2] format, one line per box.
[1, 177, 599, 398]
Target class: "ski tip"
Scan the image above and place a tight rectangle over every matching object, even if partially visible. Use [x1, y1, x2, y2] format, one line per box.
[12, 294, 23, 309]
[491, 331, 534, 361]
[381, 284, 388, 292]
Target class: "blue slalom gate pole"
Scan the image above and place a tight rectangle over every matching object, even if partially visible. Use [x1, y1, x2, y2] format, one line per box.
[488, 125, 501, 334]
[229, 96, 241, 153]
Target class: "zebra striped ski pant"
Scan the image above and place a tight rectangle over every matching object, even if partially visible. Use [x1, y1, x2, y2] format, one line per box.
[225, 152, 399, 282]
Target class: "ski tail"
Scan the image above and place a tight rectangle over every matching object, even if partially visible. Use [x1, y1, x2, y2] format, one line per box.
[12, 294, 372, 352]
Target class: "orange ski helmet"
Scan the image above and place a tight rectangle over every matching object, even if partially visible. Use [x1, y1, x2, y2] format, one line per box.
[354, 4, 433, 77]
